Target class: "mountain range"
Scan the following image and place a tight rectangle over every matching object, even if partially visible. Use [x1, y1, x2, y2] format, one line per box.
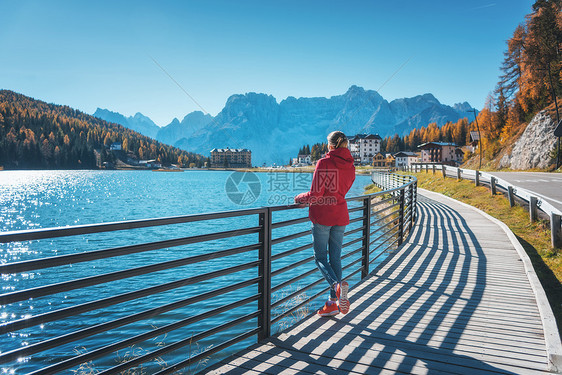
[93, 85, 475, 166]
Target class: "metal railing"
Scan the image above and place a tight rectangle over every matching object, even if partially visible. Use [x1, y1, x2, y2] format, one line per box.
[406, 162, 562, 247]
[0, 171, 417, 374]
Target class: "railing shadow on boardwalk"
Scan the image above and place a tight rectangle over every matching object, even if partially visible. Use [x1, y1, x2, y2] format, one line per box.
[211, 195, 522, 374]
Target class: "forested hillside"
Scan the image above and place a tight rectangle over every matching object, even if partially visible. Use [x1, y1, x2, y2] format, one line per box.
[381, 118, 470, 154]
[0, 90, 208, 169]
[475, 0, 561, 161]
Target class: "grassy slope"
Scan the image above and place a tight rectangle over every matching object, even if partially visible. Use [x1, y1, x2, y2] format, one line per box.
[410, 171, 562, 332]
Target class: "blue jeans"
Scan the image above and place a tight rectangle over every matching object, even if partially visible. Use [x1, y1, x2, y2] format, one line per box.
[312, 223, 346, 299]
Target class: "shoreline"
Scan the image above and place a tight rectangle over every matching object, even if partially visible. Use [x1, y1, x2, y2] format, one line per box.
[0, 166, 380, 175]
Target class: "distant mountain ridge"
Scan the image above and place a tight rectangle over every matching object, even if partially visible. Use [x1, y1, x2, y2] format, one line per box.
[93, 108, 160, 139]
[94, 85, 474, 165]
[157, 111, 213, 150]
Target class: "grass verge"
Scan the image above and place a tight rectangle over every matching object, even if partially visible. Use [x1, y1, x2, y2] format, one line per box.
[410, 171, 562, 333]
[363, 183, 381, 195]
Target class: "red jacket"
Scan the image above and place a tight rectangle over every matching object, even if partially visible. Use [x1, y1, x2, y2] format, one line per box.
[294, 147, 356, 226]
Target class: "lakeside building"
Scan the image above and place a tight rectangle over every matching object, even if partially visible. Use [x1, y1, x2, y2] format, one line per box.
[110, 142, 122, 151]
[372, 153, 396, 168]
[210, 148, 252, 168]
[455, 147, 465, 164]
[470, 131, 480, 153]
[349, 134, 382, 165]
[372, 152, 386, 167]
[385, 153, 396, 168]
[394, 151, 419, 167]
[291, 154, 312, 167]
[139, 159, 162, 169]
[418, 142, 464, 166]
[297, 154, 312, 165]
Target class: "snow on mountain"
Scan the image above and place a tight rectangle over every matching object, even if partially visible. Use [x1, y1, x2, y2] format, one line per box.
[93, 86, 474, 166]
[93, 108, 160, 139]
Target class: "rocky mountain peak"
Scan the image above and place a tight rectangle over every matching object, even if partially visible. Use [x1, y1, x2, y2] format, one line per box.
[93, 85, 474, 165]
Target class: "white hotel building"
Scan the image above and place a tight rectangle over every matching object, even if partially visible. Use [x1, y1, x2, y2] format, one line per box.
[394, 151, 419, 167]
[348, 134, 382, 165]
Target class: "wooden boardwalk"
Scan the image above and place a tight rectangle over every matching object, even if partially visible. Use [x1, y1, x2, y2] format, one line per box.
[208, 190, 561, 374]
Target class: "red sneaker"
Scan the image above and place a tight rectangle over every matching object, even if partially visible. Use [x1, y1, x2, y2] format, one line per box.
[336, 281, 350, 314]
[317, 300, 339, 317]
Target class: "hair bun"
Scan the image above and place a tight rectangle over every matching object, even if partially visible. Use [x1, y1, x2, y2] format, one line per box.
[328, 131, 348, 148]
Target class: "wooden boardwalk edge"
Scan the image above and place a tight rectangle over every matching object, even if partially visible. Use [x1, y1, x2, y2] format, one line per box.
[419, 188, 562, 373]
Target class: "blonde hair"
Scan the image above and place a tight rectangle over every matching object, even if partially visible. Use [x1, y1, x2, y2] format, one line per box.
[328, 131, 348, 148]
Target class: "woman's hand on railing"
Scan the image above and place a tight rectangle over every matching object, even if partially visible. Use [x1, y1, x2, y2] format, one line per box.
[293, 198, 308, 208]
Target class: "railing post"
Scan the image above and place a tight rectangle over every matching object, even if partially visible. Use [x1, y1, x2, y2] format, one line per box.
[397, 189, 405, 246]
[406, 183, 413, 232]
[457, 168, 461, 180]
[412, 180, 418, 223]
[530, 196, 538, 223]
[508, 186, 515, 207]
[258, 208, 272, 341]
[475, 170, 480, 186]
[491, 177, 497, 195]
[425, 164, 428, 173]
[551, 213, 562, 249]
[432, 164, 436, 175]
[362, 196, 371, 278]
[441, 164, 446, 178]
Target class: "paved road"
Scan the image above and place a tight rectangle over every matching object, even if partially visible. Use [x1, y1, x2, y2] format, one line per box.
[488, 172, 562, 213]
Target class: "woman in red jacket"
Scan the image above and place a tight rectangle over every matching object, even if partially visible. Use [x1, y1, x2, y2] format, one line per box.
[294, 131, 356, 316]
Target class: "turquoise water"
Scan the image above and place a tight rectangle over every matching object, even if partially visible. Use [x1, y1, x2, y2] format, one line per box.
[0, 170, 376, 374]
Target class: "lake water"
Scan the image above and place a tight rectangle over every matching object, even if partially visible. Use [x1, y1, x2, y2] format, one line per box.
[0, 170, 377, 374]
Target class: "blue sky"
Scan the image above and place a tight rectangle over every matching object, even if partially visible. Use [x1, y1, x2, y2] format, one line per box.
[0, 0, 534, 126]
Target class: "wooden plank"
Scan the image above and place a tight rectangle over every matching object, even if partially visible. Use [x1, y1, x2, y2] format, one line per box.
[285, 323, 547, 363]
[356, 275, 536, 298]
[274, 333, 549, 374]
[235, 345, 428, 375]
[287, 316, 547, 353]
[288, 312, 546, 346]
[351, 282, 542, 314]
[206, 362, 265, 374]
[347, 307, 545, 333]
[373, 269, 536, 285]
[246, 343, 508, 375]
[366, 279, 537, 299]
[349, 293, 543, 324]
[373, 268, 535, 290]
[387, 243, 520, 259]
